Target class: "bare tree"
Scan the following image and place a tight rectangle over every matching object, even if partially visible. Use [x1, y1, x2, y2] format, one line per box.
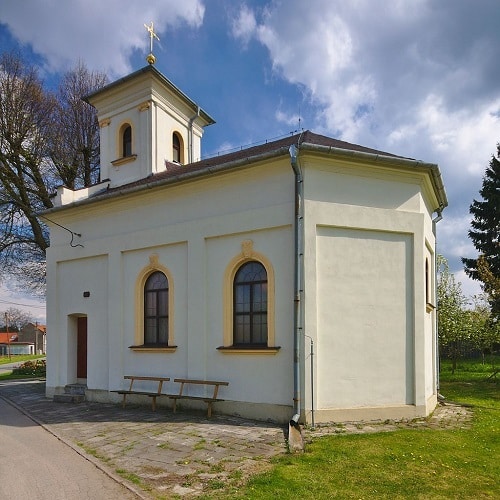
[1, 307, 33, 332]
[50, 61, 107, 189]
[0, 52, 56, 296]
[0, 53, 107, 296]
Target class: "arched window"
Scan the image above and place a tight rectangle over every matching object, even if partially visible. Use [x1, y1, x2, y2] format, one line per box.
[122, 125, 132, 157]
[233, 261, 268, 346]
[425, 258, 429, 304]
[172, 132, 183, 163]
[144, 271, 169, 345]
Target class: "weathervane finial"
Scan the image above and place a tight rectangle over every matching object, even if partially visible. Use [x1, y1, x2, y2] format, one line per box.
[144, 21, 160, 65]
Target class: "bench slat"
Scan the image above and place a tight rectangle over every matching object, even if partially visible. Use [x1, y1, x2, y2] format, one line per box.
[173, 378, 229, 386]
[115, 376, 171, 411]
[169, 379, 229, 417]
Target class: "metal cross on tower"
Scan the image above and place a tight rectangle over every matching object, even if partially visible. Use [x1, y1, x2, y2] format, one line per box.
[144, 21, 160, 64]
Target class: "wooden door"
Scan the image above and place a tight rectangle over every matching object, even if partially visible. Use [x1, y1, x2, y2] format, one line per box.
[77, 317, 87, 379]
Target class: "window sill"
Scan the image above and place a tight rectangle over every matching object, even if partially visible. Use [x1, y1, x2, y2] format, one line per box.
[128, 345, 177, 353]
[217, 346, 281, 355]
[111, 154, 137, 167]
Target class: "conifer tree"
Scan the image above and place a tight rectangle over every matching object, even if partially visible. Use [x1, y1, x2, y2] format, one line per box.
[462, 144, 500, 316]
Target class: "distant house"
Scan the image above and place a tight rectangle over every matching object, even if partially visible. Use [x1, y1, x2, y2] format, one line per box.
[0, 332, 18, 343]
[44, 62, 447, 424]
[19, 323, 47, 354]
[0, 332, 34, 355]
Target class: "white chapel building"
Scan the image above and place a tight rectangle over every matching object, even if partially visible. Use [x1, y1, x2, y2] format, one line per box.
[45, 61, 447, 424]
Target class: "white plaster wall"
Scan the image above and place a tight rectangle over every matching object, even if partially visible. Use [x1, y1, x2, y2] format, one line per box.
[47, 255, 108, 390]
[303, 158, 423, 212]
[301, 162, 437, 421]
[115, 243, 188, 388]
[315, 227, 414, 409]
[47, 160, 296, 416]
[205, 227, 294, 406]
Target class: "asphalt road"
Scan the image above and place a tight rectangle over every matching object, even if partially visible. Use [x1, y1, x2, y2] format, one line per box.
[0, 360, 21, 375]
[0, 397, 139, 500]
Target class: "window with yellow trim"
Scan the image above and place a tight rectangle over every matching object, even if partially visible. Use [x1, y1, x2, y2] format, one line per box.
[172, 132, 183, 163]
[233, 261, 268, 346]
[131, 255, 176, 351]
[144, 271, 169, 346]
[219, 240, 279, 354]
[122, 124, 132, 157]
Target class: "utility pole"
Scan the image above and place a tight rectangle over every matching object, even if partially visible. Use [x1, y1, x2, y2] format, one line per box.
[5, 312, 11, 361]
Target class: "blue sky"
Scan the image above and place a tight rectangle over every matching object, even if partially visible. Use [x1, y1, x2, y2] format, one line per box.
[1, 0, 500, 321]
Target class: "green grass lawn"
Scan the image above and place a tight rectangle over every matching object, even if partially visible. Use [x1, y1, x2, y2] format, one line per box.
[216, 359, 499, 499]
[0, 354, 45, 365]
[0, 355, 46, 378]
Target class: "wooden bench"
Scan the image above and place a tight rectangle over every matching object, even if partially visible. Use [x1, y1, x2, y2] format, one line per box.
[112, 376, 170, 411]
[168, 378, 229, 418]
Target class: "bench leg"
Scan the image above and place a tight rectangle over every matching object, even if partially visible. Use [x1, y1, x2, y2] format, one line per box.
[151, 396, 157, 412]
[122, 394, 127, 408]
[207, 402, 212, 418]
[172, 399, 177, 413]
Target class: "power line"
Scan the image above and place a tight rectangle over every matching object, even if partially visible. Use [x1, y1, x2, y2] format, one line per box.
[0, 298, 45, 309]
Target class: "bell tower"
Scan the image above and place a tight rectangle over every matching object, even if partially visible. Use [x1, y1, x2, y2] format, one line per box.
[83, 26, 215, 190]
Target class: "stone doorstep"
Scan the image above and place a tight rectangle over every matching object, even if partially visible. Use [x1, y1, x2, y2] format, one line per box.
[53, 383, 87, 403]
[64, 383, 87, 395]
[53, 393, 86, 403]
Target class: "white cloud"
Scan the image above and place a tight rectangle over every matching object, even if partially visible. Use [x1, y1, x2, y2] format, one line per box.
[1, 0, 205, 76]
[275, 109, 300, 127]
[438, 214, 475, 259]
[454, 269, 482, 303]
[229, 1, 499, 289]
[231, 4, 257, 46]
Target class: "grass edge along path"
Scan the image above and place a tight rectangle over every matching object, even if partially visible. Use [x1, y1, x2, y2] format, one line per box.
[0, 354, 45, 366]
[215, 360, 498, 499]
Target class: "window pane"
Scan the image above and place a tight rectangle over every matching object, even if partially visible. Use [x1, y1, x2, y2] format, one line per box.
[158, 290, 168, 316]
[146, 272, 168, 290]
[158, 318, 168, 344]
[252, 314, 268, 344]
[173, 133, 180, 162]
[252, 283, 267, 312]
[235, 261, 266, 283]
[235, 284, 250, 313]
[123, 126, 132, 157]
[145, 319, 156, 344]
[145, 291, 156, 316]
[234, 315, 250, 344]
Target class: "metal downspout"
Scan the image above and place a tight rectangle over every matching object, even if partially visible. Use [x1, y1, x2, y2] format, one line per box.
[188, 106, 200, 163]
[289, 143, 304, 418]
[432, 208, 443, 396]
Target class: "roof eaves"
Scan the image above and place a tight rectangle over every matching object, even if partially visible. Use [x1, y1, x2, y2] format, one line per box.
[300, 142, 448, 209]
[42, 146, 291, 215]
[84, 65, 215, 126]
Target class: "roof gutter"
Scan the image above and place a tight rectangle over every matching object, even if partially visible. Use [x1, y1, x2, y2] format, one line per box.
[42, 147, 292, 216]
[43, 141, 448, 216]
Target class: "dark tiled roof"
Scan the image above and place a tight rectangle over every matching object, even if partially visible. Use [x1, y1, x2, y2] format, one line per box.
[103, 130, 408, 195]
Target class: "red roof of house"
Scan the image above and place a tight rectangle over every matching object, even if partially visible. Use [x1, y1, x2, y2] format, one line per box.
[0, 332, 18, 342]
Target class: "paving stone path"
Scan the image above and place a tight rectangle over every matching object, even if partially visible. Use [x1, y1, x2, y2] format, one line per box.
[0, 380, 473, 499]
